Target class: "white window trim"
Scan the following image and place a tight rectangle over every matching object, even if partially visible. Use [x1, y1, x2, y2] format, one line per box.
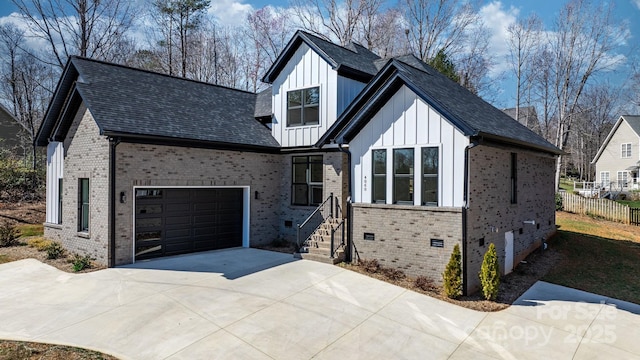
[600, 171, 610, 188]
[621, 143, 632, 158]
[370, 144, 442, 207]
[285, 84, 322, 128]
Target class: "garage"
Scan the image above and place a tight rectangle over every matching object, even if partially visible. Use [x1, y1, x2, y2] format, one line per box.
[134, 188, 244, 260]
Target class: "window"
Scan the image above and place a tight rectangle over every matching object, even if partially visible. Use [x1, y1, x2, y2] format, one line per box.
[372, 150, 386, 203]
[57, 179, 63, 224]
[621, 143, 632, 158]
[292, 155, 323, 206]
[78, 178, 89, 232]
[393, 148, 414, 204]
[617, 171, 629, 187]
[510, 153, 517, 204]
[287, 87, 319, 126]
[600, 171, 610, 188]
[422, 147, 439, 206]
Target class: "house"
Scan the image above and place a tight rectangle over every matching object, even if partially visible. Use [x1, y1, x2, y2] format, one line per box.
[0, 103, 26, 156]
[502, 106, 541, 135]
[592, 115, 640, 191]
[36, 31, 561, 294]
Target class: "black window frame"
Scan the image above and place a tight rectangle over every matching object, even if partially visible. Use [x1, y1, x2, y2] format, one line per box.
[393, 148, 414, 205]
[421, 147, 439, 206]
[510, 153, 517, 204]
[57, 178, 63, 224]
[78, 178, 89, 232]
[291, 155, 323, 206]
[372, 149, 387, 204]
[287, 87, 320, 127]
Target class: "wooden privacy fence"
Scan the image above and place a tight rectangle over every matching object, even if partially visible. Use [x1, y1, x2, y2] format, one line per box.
[560, 192, 631, 224]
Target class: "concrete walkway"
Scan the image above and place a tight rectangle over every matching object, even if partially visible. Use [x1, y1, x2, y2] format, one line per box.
[0, 248, 639, 359]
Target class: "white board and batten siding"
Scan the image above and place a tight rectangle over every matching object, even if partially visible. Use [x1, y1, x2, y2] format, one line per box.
[349, 85, 468, 207]
[271, 43, 366, 147]
[45, 141, 64, 224]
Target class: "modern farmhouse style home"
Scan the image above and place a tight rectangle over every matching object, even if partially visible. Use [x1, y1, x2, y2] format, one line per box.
[36, 31, 561, 294]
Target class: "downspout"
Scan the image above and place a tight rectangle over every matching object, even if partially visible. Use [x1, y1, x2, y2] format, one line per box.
[108, 137, 121, 268]
[337, 142, 353, 263]
[462, 139, 479, 296]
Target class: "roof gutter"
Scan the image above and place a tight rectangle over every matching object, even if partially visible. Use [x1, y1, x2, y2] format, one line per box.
[108, 137, 121, 268]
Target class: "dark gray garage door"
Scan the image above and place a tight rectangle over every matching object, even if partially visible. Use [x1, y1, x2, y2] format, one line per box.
[135, 188, 243, 260]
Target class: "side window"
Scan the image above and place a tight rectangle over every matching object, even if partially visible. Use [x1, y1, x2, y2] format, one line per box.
[621, 143, 632, 158]
[292, 155, 323, 206]
[421, 147, 439, 206]
[372, 150, 386, 203]
[510, 153, 517, 204]
[287, 87, 319, 126]
[58, 178, 63, 224]
[393, 148, 414, 204]
[78, 178, 89, 232]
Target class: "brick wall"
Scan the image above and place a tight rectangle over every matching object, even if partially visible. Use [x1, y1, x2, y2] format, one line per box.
[43, 105, 110, 264]
[465, 143, 557, 293]
[351, 203, 462, 282]
[277, 151, 347, 243]
[114, 143, 283, 265]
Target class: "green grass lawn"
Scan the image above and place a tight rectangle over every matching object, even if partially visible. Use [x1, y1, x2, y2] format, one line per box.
[559, 177, 574, 192]
[615, 200, 640, 208]
[545, 212, 640, 304]
[15, 223, 44, 237]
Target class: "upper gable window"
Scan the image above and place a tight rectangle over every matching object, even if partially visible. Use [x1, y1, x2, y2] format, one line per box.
[621, 143, 632, 158]
[287, 87, 319, 126]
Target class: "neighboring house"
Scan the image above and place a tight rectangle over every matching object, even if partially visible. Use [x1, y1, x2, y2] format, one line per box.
[36, 31, 561, 294]
[502, 106, 541, 135]
[0, 103, 26, 156]
[592, 115, 640, 191]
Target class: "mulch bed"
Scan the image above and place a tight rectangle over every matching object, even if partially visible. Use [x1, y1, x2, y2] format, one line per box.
[0, 340, 117, 360]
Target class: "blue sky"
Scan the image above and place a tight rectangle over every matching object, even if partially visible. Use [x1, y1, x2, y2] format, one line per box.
[0, 0, 638, 108]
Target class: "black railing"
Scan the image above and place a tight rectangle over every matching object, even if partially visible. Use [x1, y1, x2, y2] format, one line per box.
[631, 208, 640, 226]
[297, 193, 333, 250]
[330, 218, 345, 258]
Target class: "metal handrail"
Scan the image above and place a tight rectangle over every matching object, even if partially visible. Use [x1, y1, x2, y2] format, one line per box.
[297, 193, 333, 249]
[330, 218, 345, 258]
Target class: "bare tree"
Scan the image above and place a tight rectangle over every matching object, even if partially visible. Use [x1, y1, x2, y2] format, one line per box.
[549, 0, 628, 189]
[291, 0, 367, 45]
[11, 0, 133, 68]
[153, 0, 211, 77]
[507, 14, 542, 123]
[455, 21, 495, 99]
[402, 0, 477, 62]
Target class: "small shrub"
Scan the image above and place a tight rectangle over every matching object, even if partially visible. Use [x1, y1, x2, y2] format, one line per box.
[555, 193, 563, 211]
[45, 242, 65, 260]
[479, 243, 500, 301]
[442, 244, 463, 298]
[359, 258, 380, 273]
[382, 267, 405, 281]
[71, 253, 93, 272]
[415, 276, 437, 292]
[27, 237, 53, 251]
[0, 221, 19, 247]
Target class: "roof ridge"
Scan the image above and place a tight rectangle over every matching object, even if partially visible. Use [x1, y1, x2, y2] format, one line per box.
[297, 30, 365, 56]
[70, 56, 258, 96]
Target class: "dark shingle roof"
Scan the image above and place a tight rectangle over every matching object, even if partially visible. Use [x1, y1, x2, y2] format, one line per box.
[319, 55, 561, 155]
[37, 57, 279, 149]
[254, 87, 272, 119]
[623, 115, 640, 136]
[262, 30, 380, 83]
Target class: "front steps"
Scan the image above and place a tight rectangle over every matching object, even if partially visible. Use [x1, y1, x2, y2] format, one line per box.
[294, 218, 345, 265]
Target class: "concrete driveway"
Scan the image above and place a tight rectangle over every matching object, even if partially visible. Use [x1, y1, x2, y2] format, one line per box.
[0, 248, 639, 359]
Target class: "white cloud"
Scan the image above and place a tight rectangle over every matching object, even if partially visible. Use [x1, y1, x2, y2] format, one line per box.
[0, 12, 54, 53]
[208, 0, 253, 26]
[633, 0, 640, 10]
[477, 1, 519, 76]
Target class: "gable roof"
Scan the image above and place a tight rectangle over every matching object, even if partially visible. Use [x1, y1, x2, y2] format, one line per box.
[0, 103, 25, 151]
[262, 30, 381, 83]
[592, 115, 640, 164]
[36, 57, 280, 150]
[318, 55, 562, 155]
